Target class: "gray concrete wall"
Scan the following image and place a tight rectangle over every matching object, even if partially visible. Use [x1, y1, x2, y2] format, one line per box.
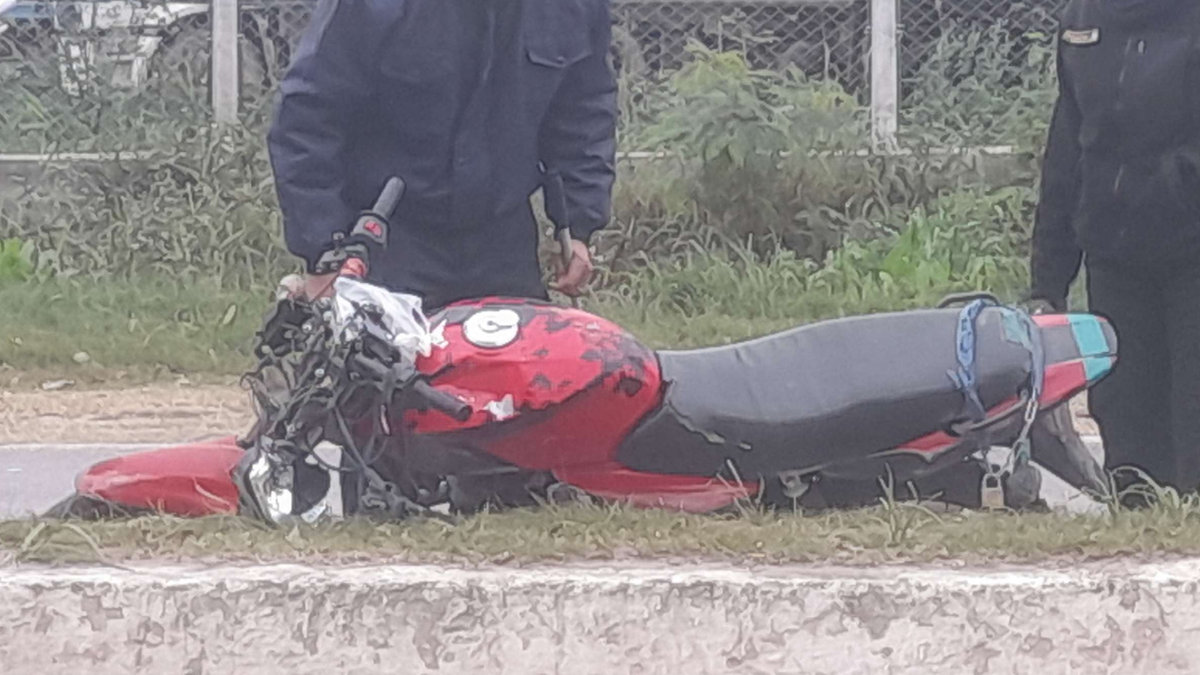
[2, 558, 1199, 675]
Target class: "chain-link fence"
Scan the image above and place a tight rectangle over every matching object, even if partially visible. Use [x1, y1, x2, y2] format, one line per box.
[896, 0, 1062, 149]
[611, 1, 870, 91]
[899, 0, 1060, 81]
[0, 0, 1064, 155]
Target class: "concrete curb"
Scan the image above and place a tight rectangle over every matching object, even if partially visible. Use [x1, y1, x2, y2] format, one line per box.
[1, 558, 1198, 675]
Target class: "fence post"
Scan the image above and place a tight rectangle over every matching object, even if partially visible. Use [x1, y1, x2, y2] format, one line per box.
[211, 0, 240, 124]
[869, 0, 899, 153]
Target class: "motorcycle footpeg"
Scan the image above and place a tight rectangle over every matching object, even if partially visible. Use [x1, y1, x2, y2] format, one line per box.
[779, 470, 813, 500]
[546, 482, 596, 506]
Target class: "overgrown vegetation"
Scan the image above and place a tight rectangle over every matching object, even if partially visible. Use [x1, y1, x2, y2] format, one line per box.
[622, 44, 866, 256]
[0, 148, 1049, 376]
[5, 479, 1200, 566]
[902, 21, 1058, 149]
[0, 237, 35, 283]
[0, 206, 1039, 376]
[0, 43, 215, 154]
[2, 24, 1058, 276]
[1, 26, 1066, 377]
[0, 275, 265, 378]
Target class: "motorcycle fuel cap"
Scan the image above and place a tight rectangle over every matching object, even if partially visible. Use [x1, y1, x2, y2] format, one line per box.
[462, 309, 522, 349]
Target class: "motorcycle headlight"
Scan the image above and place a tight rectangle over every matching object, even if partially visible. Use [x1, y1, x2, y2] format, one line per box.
[244, 442, 295, 525]
[240, 437, 347, 526]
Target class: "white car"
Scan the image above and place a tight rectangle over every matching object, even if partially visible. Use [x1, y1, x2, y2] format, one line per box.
[0, 0, 287, 100]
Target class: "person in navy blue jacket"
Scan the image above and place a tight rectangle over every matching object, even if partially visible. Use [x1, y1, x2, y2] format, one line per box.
[267, 0, 617, 310]
[1030, 0, 1200, 496]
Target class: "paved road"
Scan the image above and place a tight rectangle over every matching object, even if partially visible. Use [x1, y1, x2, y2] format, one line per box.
[0, 439, 1108, 519]
[0, 444, 160, 518]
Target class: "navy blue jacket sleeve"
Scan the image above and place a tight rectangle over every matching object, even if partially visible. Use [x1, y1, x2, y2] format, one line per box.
[1030, 42, 1084, 310]
[537, 0, 618, 243]
[267, 0, 393, 272]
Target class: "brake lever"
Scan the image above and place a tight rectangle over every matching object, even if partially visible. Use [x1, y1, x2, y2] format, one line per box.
[556, 228, 581, 310]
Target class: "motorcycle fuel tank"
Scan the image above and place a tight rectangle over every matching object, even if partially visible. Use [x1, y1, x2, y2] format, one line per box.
[403, 298, 663, 472]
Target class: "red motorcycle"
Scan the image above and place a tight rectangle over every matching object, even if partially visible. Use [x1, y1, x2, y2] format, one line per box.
[48, 179, 1117, 523]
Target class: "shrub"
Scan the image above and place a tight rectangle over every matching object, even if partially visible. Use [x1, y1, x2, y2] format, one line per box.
[0, 238, 36, 285]
[3, 37, 1049, 297]
[902, 21, 1058, 151]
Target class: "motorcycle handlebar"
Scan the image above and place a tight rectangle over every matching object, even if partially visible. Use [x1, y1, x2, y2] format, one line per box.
[347, 354, 471, 422]
[333, 177, 405, 279]
[411, 380, 473, 422]
[372, 177, 406, 220]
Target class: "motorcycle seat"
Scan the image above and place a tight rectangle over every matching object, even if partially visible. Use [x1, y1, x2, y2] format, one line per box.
[614, 308, 1035, 479]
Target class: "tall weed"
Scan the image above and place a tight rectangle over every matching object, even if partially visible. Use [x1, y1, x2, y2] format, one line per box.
[903, 21, 1058, 151]
[1, 124, 290, 287]
[3, 39, 1047, 297]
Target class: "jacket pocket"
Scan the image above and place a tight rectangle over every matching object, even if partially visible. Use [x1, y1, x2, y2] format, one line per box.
[526, 37, 592, 71]
[522, 32, 592, 113]
[523, 0, 594, 69]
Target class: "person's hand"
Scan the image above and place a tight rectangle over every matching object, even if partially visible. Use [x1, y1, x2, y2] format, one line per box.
[550, 239, 594, 297]
[276, 273, 338, 301]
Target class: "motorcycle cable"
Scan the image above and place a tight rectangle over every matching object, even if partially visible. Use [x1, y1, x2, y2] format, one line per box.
[242, 282, 457, 521]
[334, 405, 453, 522]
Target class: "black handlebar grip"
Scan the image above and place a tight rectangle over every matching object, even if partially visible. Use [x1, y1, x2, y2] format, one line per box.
[350, 356, 471, 421]
[350, 354, 390, 380]
[372, 177, 406, 220]
[412, 380, 472, 422]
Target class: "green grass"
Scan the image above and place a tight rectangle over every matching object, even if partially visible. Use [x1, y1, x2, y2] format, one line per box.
[0, 275, 273, 382]
[4, 496, 1200, 567]
[0, 278, 855, 381]
[0, 278, 983, 381]
[0, 277, 819, 381]
[0, 246, 1037, 382]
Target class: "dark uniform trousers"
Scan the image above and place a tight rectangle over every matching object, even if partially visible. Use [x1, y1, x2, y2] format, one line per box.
[1087, 255, 1200, 491]
[1030, 0, 1200, 491]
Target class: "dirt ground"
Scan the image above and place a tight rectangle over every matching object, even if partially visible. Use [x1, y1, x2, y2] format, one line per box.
[0, 381, 1100, 445]
[0, 383, 256, 444]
